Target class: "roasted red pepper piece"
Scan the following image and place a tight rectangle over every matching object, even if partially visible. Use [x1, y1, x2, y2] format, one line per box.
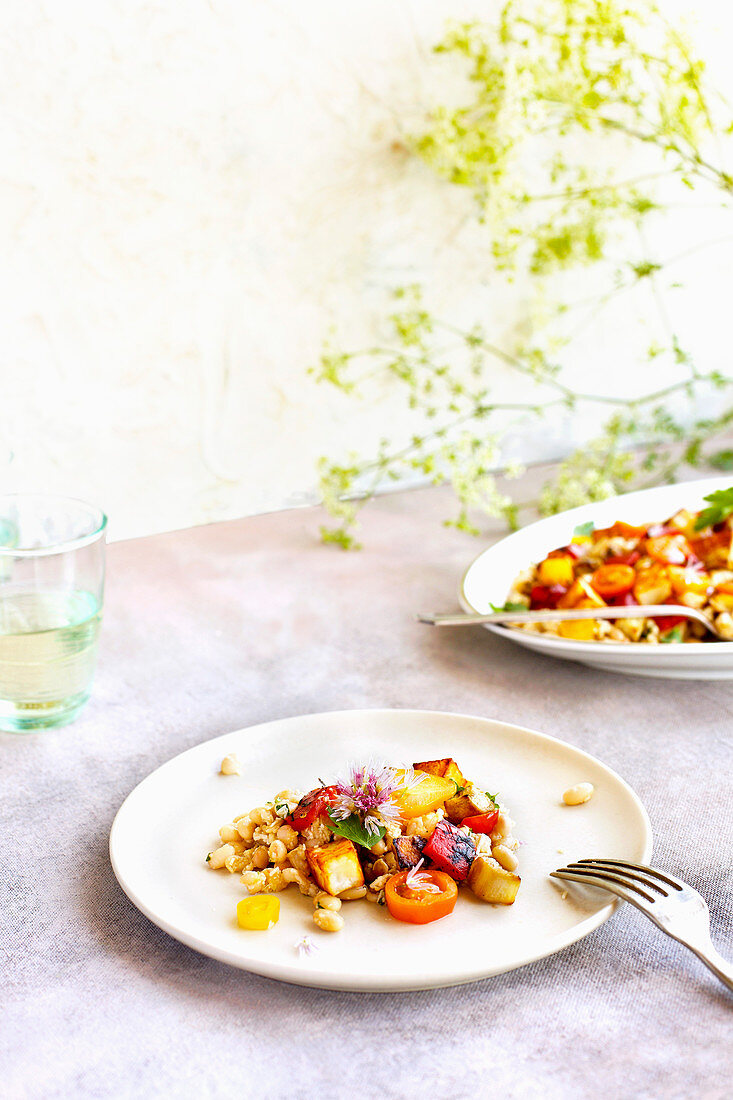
[547, 544, 584, 560]
[530, 584, 567, 609]
[606, 551, 641, 567]
[655, 615, 687, 633]
[610, 591, 639, 607]
[286, 786, 339, 832]
[422, 820, 476, 881]
[460, 809, 499, 835]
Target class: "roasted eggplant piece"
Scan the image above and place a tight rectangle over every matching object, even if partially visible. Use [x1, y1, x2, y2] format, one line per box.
[391, 834, 427, 871]
[445, 782, 495, 825]
[444, 793, 474, 824]
[468, 856, 520, 904]
[422, 820, 476, 882]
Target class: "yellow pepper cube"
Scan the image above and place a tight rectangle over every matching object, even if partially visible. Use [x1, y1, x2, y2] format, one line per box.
[237, 895, 280, 930]
[558, 619, 597, 641]
[538, 556, 575, 587]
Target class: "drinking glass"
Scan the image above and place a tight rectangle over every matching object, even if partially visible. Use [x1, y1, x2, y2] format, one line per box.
[0, 494, 106, 732]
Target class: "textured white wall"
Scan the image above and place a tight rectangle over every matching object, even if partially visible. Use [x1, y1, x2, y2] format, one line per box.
[2, 0, 730, 539]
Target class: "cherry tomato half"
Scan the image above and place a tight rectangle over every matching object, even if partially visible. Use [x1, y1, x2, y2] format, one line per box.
[384, 870, 458, 925]
[286, 786, 339, 832]
[590, 563, 636, 600]
[645, 535, 692, 566]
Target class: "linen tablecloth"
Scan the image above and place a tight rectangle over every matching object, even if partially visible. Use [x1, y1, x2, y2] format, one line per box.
[2, 483, 731, 1099]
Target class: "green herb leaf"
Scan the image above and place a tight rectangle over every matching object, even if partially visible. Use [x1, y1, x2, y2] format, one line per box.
[694, 487, 733, 530]
[273, 800, 291, 818]
[660, 625, 685, 643]
[326, 811, 385, 849]
[486, 790, 499, 807]
[454, 784, 466, 796]
[573, 521, 595, 536]
[490, 601, 528, 613]
[710, 450, 733, 472]
[205, 853, 211, 862]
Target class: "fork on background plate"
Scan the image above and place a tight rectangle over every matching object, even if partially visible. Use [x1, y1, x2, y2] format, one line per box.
[551, 858, 733, 992]
[418, 605, 729, 638]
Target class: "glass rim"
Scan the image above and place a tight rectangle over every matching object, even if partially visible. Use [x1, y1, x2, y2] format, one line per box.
[0, 493, 107, 557]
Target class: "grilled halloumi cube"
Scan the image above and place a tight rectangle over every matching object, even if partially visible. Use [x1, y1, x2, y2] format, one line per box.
[306, 839, 364, 896]
[634, 564, 672, 605]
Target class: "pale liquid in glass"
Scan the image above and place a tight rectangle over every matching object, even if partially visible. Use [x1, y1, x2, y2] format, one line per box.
[0, 588, 102, 729]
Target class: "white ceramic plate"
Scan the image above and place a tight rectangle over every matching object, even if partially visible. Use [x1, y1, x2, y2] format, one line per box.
[110, 709, 652, 991]
[462, 476, 733, 679]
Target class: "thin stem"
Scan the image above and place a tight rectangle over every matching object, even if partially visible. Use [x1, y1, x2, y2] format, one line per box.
[526, 170, 675, 203]
[432, 318, 730, 408]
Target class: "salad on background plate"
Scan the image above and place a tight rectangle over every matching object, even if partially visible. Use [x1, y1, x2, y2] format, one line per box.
[502, 487, 733, 645]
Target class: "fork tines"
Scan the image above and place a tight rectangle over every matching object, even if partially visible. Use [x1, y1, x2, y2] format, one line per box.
[550, 858, 684, 905]
[550, 858, 733, 991]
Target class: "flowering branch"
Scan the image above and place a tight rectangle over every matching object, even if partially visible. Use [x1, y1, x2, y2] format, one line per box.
[312, 0, 733, 548]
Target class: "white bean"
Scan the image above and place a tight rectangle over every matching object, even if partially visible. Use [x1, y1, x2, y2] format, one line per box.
[314, 893, 342, 912]
[563, 782, 595, 806]
[313, 909, 344, 932]
[338, 886, 367, 901]
[491, 844, 518, 871]
[220, 754, 241, 775]
[250, 845, 269, 869]
[268, 839, 288, 864]
[207, 844, 234, 869]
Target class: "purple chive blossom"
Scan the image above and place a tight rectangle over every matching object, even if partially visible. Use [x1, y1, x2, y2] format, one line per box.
[405, 858, 440, 893]
[330, 760, 425, 836]
[295, 936, 318, 958]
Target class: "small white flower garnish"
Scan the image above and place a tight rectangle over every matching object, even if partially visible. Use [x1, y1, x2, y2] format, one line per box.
[295, 935, 319, 958]
[404, 858, 440, 893]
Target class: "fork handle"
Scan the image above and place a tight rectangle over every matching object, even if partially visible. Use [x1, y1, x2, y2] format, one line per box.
[685, 942, 733, 992]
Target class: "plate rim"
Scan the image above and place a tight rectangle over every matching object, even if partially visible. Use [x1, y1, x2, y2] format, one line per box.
[460, 475, 733, 657]
[109, 707, 653, 992]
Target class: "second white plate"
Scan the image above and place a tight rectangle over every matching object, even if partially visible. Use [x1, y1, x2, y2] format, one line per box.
[110, 709, 652, 991]
[462, 476, 733, 679]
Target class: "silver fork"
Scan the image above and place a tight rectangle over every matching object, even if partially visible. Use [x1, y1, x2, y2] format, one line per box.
[418, 604, 728, 638]
[551, 858, 733, 991]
